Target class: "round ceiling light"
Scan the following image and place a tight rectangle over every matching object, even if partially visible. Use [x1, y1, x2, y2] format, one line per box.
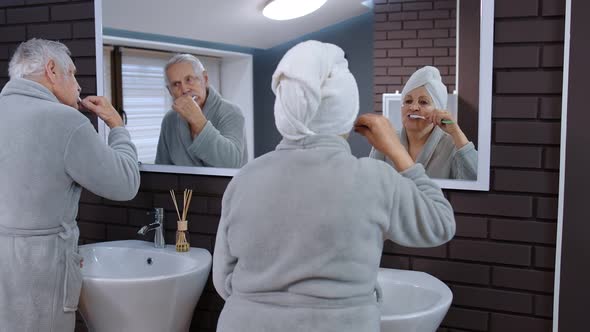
[262, 0, 328, 21]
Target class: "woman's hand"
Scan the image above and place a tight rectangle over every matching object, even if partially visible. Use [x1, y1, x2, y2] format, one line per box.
[354, 113, 414, 171]
[429, 109, 469, 149]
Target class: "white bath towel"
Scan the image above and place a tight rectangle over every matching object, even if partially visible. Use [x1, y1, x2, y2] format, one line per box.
[401, 66, 448, 110]
[271, 40, 359, 140]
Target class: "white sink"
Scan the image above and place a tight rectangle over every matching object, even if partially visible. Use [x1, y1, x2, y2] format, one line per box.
[378, 268, 452, 332]
[78, 240, 212, 332]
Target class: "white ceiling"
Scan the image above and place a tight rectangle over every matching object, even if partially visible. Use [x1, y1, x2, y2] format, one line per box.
[101, 0, 371, 49]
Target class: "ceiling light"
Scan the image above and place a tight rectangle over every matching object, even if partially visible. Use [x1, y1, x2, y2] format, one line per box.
[262, 0, 328, 21]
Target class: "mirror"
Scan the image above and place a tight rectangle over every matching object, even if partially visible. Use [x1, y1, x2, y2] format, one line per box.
[95, 0, 373, 176]
[379, 0, 493, 190]
[94, 0, 492, 190]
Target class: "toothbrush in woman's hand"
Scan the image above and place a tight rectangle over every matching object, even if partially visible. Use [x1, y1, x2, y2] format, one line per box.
[408, 114, 454, 124]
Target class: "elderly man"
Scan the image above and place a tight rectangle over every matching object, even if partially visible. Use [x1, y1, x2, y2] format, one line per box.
[0, 39, 140, 331]
[155, 54, 248, 168]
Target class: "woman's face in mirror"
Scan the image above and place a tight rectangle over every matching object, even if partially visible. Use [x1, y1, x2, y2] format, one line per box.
[401, 86, 436, 133]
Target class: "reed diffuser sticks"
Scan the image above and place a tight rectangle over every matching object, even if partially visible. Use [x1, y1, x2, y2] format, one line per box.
[170, 189, 193, 252]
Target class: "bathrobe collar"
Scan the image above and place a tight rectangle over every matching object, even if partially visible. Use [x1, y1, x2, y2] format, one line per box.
[401, 126, 445, 167]
[0, 78, 61, 104]
[276, 134, 352, 154]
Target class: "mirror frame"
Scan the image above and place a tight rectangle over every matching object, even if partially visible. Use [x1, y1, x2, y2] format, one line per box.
[94, 0, 494, 184]
[94, 0, 241, 176]
[383, 0, 493, 191]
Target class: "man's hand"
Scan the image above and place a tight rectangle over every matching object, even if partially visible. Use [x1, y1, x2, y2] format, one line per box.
[354, 113, 414, 171]
[81, 96, 124, 129]
[173, 95, 207, 139]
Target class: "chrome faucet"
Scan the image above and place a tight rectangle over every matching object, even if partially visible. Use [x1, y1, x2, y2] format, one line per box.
[138, 208, 165, 248]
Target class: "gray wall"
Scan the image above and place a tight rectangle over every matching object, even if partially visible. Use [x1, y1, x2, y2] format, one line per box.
[557, 0, 590, 329]
[253, 13, 374, 158]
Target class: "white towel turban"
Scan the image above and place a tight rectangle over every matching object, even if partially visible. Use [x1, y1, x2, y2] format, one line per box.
[401, 66, 448, 110]
[271, 40, 359, 140]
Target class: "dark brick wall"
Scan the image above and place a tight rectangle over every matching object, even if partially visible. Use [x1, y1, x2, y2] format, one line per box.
[1, 0, 568, 331]
[374, 0, 457, 105]
[373, 0, 564, 331]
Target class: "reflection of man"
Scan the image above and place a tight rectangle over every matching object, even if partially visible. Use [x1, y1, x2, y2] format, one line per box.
[0, 38, 139, 331]
[155, 54, 247, 168]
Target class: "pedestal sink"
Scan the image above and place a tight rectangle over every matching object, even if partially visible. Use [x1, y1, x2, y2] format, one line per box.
[378, 267, 452, 332]
[78, 240, 212, 332]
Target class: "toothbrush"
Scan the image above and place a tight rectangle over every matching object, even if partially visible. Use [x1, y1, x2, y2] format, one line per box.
[408, 114, 454, 124]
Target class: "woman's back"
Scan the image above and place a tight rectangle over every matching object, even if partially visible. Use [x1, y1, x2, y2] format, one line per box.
[213, 135, 455, 331]
[222, 135, 391, 301]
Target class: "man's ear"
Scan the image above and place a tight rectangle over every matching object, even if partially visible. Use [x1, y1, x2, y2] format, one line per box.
[202, 71, 209, 87]
[45, 59, 58, 83]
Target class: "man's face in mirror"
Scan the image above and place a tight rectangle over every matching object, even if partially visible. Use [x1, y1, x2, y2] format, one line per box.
[166, 62, 208, 105]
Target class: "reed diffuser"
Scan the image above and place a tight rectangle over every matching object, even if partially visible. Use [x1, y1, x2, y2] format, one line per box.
[170, 189, 193, 252]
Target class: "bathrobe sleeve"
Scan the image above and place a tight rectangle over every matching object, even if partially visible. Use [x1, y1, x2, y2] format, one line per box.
[187, 109, 246, 168]
[64, 122, 140, 201]
[212, 181, 238, 300]
[451, 142, 478, 180]
[386, 163, 456, 247]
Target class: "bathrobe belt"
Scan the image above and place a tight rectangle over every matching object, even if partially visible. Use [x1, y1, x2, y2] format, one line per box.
[0, 221, 75, 239]
[0, 221, 82, 312]
[231, 290, 381, 309]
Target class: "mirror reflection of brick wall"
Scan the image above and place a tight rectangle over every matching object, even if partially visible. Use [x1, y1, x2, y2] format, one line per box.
[374, 0, 457, 112]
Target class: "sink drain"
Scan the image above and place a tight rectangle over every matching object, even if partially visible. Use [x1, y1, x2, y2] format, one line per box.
[146, 257, 153, 265]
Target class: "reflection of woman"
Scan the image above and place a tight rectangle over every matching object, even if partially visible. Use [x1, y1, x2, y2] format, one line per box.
[370, 66, 477, 180]
[212, 41, 455, 332]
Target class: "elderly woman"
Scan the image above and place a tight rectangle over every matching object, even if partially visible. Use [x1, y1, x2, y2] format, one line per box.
[371, 66, 477, 180]
[212, 41, 456, 332]
[0, 39, 139, 331]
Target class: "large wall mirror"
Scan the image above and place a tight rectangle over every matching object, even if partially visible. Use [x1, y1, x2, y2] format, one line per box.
[380, 0, 493, 190]
[94, 0, 493, 191]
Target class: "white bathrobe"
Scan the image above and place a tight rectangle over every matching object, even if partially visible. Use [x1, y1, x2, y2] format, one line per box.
[370, 126, 478, 180]
[213, 135, 455, 332]
[0, 78, 140, 331]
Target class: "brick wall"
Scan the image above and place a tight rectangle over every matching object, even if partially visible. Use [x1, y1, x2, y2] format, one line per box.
[374, 0, 564, 331]
[374, 0, 457, 104]
[1, 0, 566, 331]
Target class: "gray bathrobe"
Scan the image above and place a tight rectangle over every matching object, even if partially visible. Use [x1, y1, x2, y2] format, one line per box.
[155, 86, 247, 168]
[213, 135, 455, 332]
[370, 126, 478, 180]
[0, 78, 140, 332]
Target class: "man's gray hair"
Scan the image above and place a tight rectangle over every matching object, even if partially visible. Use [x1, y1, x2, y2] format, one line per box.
[8, 38, 73, 79]
[164, 54, 206, 86]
